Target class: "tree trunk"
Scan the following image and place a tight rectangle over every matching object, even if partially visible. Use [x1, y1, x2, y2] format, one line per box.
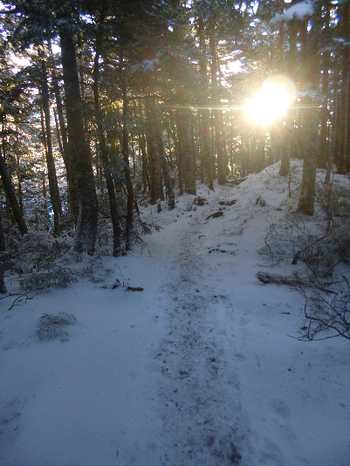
[210, 30, 226, 185]
[279, 110, 293, 176]
[93, 36, 122, 257]
[144, 96, 163, 204]
[0, 191, 6, 294]
[58, 11, 98, 255]
[198, 16, 214, 190]
[176, 107, 196, 195]
[0, 264, 6, 294]
[0, 209, 5, 251]
[40, 56, 62, 236]
[121, 72, 134, 251]
[298, 100, 318, 215]
[0, 150, 28, 236]
[319, 1, 330, 171]
[16, 154, 23, 214]
[343, 2, 350, 172]
[333, 2, 350, 174]
[52, 69, 79, 222]
[137, 101, 150, 192]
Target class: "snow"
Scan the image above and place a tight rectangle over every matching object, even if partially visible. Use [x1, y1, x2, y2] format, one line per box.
[271, 1, 314, 25]
[1, 161, 350, 466]
[142, 58, 160, 72]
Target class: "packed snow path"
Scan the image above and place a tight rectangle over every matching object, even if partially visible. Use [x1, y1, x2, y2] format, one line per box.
[2, 165, 350, 466]
[148, 200, 250, 465]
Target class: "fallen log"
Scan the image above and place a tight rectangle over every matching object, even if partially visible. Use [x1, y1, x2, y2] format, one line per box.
[256, 271, 335, 294]
[205, 211, 224, 221]
[256, 271, 304, 287]
[125, 286, 144, 292]
[226, 177, 248, 186]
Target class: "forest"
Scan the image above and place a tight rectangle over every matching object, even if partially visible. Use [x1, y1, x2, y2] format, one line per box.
[1, 2, 350, 464]
[0, 0, 349, 273]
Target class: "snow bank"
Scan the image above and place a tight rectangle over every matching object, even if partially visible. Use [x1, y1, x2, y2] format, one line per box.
[1, 161, 350, 466]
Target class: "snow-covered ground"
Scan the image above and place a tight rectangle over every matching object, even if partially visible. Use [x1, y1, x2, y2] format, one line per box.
[1, 161, 350, 466]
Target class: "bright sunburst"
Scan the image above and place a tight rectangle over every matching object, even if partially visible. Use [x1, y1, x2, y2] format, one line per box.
[245, 76, 295, 125]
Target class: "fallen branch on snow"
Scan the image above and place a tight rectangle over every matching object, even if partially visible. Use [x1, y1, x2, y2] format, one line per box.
[256, 271, 335, 294]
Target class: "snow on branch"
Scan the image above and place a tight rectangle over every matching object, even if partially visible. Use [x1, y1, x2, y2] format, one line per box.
[142, 58, 160, 72]
[271, 1, 314, 24]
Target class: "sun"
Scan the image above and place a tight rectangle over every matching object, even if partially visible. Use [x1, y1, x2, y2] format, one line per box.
[245, 76, 295, 125]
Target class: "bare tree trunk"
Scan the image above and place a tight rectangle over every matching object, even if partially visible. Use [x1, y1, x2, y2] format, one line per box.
[198, 16, 214, 190]
[121, 68, 134, 251]
[40, 56, 62, 236]
[279, 110, 294, 176]
[137, 101, 150, 192]
[144, 96, 163, 204]
[0, 264, 6, 294]
[58, 9, 98, 255]
[334, 2, 349, 174]
[298, 100, 318, 215]
[0, 209, 5, 251]
[52, 69, 79, 222]
[176, 107, 196, 195]
[93, 35, 122, 257]
[210, 30, 226, 185]
[344, 3, 350, 172]
[320, 1, 330, 171]
[0, 150, 28, 236]
[0, 208, 6, 293]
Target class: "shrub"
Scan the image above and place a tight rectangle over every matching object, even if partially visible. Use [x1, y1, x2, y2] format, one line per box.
[37, 312, 77, 342]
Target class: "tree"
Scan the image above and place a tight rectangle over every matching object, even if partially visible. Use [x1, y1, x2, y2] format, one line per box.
[56, 5, 98, 254]
[50, 47, 80, 222]
[176, 106, 196, 195]
[0, 263, 6, 294]
[197, 15, 214, 190]
[297, 98, 318, 216]
[39, 49, 62, 237]
[91, 6, 122, 256]
[0, 68, 29, 236]
[0, 150, 28, 235]
[144, 96, 164, 204]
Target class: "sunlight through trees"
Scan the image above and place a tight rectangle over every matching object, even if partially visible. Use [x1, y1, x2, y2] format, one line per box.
[0, 0, 349, 254]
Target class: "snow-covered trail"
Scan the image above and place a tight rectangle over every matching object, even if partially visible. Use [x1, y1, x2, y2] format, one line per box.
[2, 169, 350, 466]
[147, 198, 251, 465]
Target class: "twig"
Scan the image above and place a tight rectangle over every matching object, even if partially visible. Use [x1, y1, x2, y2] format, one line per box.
[292, 235, 327, 264]
[7, 292, 32, 311]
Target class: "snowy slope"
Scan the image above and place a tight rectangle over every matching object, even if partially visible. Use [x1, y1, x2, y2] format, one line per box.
[1, 161, 350, 466]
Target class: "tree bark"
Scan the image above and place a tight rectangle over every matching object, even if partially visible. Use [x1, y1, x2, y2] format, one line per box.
[0, 209, 5, 251]
[52, 68, 79, 222]
[93, 35, 122, 257]
[176, 107, 196, 195]
[297, 99, 318, 215]
[161, 149, 175, 210]
[210, 30, 226, 185]
[40, 56, 62, 236]
[279, 110, 293, 176]
[257, 271, 335, 294]
[0, 151, 28, 236]
[198, 16, 214, 190]
[0, 264, 6, 294]
[137, 101, 150, 192]
[121, 69, 134, 251]
[144, 96, 164, 204]
[333, 2, 350, 174]
[319, 1, 330, 171]
[58, 10, 98, 255]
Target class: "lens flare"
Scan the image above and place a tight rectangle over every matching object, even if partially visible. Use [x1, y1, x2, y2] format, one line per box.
[246, 76, 295, 125]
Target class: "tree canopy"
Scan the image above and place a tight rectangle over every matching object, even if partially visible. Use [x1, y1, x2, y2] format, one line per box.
[0, 0, 349, 256]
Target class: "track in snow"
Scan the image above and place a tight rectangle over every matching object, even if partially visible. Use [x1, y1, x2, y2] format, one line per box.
[151, 201, 251, 466]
